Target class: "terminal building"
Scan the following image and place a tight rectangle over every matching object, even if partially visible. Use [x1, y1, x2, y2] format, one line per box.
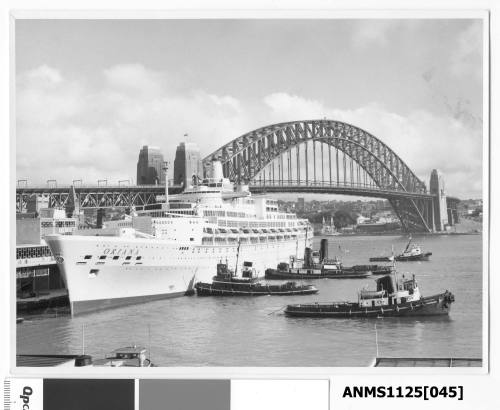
[16, 208, 77, 306]
[173, 142, 202, 189]
[136, 145, 165, 185]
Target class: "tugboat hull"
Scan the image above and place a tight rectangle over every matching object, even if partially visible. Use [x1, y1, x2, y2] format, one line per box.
[264, 268, 371, 280]
[195, 282, 318, 296]
[348, 265, 394, 275]
[265, 265, 392, 280]
[285, 292, 453, 318]
[395, 252, 432, 262]
[369, 256, 393, 262]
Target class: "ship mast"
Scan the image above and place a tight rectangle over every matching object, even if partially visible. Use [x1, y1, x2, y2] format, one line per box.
[304, 226, 308, 250]
[162, 161, 169, 207]
[391, 245, 398, 291]
[403, 235, 412, 253]
[234, 239, 241, 276]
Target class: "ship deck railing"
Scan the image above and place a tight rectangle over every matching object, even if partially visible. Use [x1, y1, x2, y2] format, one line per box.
[288, 301, 353, 310]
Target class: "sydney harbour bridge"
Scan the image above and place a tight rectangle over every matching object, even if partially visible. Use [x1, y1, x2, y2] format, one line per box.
[16, 119, 458, 232]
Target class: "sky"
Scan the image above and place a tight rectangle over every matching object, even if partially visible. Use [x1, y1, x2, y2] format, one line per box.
[15, 19, 484, 198]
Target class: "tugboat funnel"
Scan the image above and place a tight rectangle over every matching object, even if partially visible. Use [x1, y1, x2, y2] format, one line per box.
[304, 247, 313, 268]
[320, 239, 329, 262]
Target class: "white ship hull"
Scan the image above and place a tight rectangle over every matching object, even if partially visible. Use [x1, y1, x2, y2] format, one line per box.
[45, 234, 309, 315]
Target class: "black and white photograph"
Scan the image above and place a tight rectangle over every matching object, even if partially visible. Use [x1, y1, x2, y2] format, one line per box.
[13, 15, 487, 369]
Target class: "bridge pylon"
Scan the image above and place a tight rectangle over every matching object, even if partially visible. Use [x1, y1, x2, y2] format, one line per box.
[430, 169, 448, 232]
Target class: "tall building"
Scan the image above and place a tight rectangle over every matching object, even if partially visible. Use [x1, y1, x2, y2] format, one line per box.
[136, 146, 165, 185]
[297, 197, 305, 212]
[173, 142, 202, 188]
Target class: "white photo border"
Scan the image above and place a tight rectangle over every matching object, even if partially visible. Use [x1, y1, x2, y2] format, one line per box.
[7, 7, 491, 379]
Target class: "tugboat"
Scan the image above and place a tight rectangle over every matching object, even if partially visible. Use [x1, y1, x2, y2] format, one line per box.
[195, 261, 318, 296]
[370, 237, 432, 262]
[194, 241, 317, 296]
[265, 239, 393, 280]
[284, 270, 454, 318]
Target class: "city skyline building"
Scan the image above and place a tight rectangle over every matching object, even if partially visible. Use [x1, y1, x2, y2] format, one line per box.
[136, 145, 166, 185]
[173, 142, 202, 189]
[297, 197, 305, 212]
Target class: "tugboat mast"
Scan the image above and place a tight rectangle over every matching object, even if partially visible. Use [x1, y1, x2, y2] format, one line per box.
[403, 235, 412, 253]
[234, 239, 241, 276]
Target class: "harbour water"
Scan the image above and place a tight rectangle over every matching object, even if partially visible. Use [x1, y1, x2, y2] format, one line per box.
[17, 234, 483, 367]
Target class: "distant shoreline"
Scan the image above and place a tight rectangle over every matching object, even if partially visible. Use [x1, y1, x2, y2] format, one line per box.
[314, 231, 481, 238]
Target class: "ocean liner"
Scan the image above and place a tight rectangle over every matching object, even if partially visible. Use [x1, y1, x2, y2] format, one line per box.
[45, 162, 312, 315]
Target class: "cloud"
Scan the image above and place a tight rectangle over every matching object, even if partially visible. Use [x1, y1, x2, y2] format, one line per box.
[264, 93, 326, 119]
[103, 64, 166, 96]
[16, 64, 251, 185]
[450, 20, 483, 80]
[421, 20, 483, 129]
[350, 20, 395, 48]
[17, 65, 84, 126]
[16, 66, 483, 199]
[23, 64, 63, 85]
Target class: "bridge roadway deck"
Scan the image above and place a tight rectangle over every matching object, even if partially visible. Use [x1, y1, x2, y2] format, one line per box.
[16, 184, 183, 194]
[248, 182, 434, 200]
[16, 183, 434, 202]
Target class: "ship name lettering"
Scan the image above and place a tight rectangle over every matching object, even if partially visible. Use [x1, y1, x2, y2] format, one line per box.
[104, 247, 139, 255]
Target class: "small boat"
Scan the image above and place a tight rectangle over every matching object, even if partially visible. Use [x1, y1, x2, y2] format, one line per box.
[266, 239, 392, 280]
[369, 237, 432, 262]
[91, 345, 154, 367]
[17, 346, 155, 367]
[369, 256, 394, 262]
[321, 216, 340, 236]
[195, 261, 318, 296]
[394, 245, 432, 262]
[284, 271, 454, 318]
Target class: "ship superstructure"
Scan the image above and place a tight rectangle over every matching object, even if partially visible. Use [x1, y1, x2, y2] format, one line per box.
[45, 162, 312, 315]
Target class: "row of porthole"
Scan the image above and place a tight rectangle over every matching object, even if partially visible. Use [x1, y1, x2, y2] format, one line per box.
[88, 243, 286, 260]
[84, 255, 142, 261]
[86, 241, 295, 260]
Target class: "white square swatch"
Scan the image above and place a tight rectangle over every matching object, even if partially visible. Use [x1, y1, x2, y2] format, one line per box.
[231, 379, 329, 410]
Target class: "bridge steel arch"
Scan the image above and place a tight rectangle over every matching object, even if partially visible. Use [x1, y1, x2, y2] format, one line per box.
[203, 119, 436, 232]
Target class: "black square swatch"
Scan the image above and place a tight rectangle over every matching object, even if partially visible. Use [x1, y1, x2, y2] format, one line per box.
[44, 379, 134, 410]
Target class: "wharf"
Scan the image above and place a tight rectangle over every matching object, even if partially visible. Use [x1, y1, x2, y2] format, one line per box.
[373, 357, 482, 367]
[17, 354, 78, 367]
[17, 289, 69, 314]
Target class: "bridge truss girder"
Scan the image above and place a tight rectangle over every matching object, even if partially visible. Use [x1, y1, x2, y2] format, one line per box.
[204, 119, 432, 232]
[16, 186, 176, 213]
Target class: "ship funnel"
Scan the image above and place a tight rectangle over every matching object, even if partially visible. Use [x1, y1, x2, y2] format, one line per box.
[320, 239, 329, 262]
[211, 161, 224, 180]
[304, 247, 313, 268]
[236, 184, 249, 193]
